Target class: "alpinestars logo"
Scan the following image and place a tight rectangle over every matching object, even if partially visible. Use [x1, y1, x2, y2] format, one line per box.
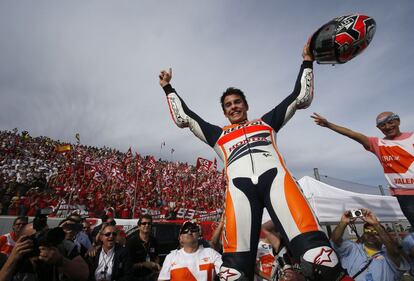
[314, 248, 334, 265]
[227, 132, 271, 166]
[219, 268, 240, 280]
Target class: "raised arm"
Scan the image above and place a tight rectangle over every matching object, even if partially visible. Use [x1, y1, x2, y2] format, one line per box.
[362, 208, 404, 268]
[262, 42, 314, 132]
[311, 113, 371, 150]
[330, 210, 354, 246]
[159, 68, 222, 148]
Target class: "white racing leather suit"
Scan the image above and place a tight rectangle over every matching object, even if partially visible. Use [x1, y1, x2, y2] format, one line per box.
[162, 61, 345, 281]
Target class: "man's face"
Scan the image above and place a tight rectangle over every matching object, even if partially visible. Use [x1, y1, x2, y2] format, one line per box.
[362, 226, 382, 250]
[62, 222, 78, 241]
[100, 225, 117, 249]
[82, 221, 91, 234]
[179, 223, 200, 247]
[223, 94, 248, 124]
[138, 218, 152, 234]
[376, 113, 401, 139]
[13, 219, 27, 235]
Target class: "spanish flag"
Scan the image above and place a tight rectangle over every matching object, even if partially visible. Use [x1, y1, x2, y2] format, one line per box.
[56, 144, 71, 153]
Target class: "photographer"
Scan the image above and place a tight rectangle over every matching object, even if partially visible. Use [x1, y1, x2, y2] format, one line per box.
[0, 223, 89, 281]
[331, 208, 409, 280]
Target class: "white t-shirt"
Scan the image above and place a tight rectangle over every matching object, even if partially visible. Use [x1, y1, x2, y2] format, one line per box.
[255, 240, 276, 281]
[158, 246, 222, 281]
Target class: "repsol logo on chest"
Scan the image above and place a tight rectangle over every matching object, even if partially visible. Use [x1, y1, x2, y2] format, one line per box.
[223, 120, 263, 135]
[229, 135, 270, 152]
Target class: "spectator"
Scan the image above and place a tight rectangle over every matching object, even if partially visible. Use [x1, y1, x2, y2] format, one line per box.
[126, 214, 160, 281]
[0, 216, 28, 256]
[87, 223, 131, 281]
[312, 112, 414, 226]
[158, 221, 222, 281]
[68, 214, 93, 252]
[83, 220, 93, 245]
[331, 208, 409, 280]
[91, 215, 116, 245]
[0, 223, 89, 281]
[259, 214, 305, 281]
[255, 236, 277, 281]
[0, 129, 226, 219]
[59, 218, 89, 257]
[385, 223, 393, 232]
[402, 228, 414, 277]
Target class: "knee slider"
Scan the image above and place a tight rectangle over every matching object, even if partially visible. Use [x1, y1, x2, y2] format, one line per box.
[300, 246, 345, 281]
[218, 266, 249, 281]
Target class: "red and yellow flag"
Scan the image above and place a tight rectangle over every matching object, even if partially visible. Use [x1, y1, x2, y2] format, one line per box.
[56, 144, 71, 153]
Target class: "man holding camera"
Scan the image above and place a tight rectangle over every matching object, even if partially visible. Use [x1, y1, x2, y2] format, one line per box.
[0, 222, 89, 281]
[330, 208, 409, 280]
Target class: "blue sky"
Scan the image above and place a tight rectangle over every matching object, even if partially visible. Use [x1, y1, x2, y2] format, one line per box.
[0, 0, 413, 189]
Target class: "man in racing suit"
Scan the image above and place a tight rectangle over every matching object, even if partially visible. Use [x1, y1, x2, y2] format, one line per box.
[158, 42, 348, 281]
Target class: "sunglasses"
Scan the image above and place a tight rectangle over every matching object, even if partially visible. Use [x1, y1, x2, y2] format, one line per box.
[180, 227, 200, 234]
[140, 222, 152, 226]
[364, 229, 379, 235]
[103, 232, 118, 237]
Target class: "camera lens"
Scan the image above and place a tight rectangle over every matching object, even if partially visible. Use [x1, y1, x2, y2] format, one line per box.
[355, 210, 361, 216]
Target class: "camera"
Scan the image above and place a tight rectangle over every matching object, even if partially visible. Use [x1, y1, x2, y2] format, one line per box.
[350, 209, 363, 218]
[26, 227, 65, 258]
[33, 208, 53, 232]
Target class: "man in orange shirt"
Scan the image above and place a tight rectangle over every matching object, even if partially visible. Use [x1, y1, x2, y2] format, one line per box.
[312, 112, 414, 226]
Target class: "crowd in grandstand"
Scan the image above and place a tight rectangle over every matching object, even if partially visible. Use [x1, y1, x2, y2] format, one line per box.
[1, 211, 413, 280]
[0, 129, 225, 219]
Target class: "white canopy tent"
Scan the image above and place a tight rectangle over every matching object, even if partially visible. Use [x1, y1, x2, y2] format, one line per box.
[298, 176, 406, 224]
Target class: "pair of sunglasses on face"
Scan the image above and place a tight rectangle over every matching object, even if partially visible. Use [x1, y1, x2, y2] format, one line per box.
[180, 223, 200, 234]
[140, 222, 152, 226]
[364, 228, 379, 235]
[103, 231, 118, 237]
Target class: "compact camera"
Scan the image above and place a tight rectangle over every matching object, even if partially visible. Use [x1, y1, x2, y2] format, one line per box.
[350, 209, 363, 218]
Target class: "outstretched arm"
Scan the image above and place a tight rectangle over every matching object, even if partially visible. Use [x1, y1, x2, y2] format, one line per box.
[311, 113, 371, 150]
[158, 68, 222, 148]
[262, 41, 314, 132]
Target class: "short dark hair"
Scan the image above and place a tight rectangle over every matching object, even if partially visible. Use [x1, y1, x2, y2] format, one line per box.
[138, 214, 153, 225]
[13, 216, 28, 225]
[68, 214, 82, 223]
[100, 214, 109, 222]
[363, 222, 385, 231]
[220, 87, 248, 111]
